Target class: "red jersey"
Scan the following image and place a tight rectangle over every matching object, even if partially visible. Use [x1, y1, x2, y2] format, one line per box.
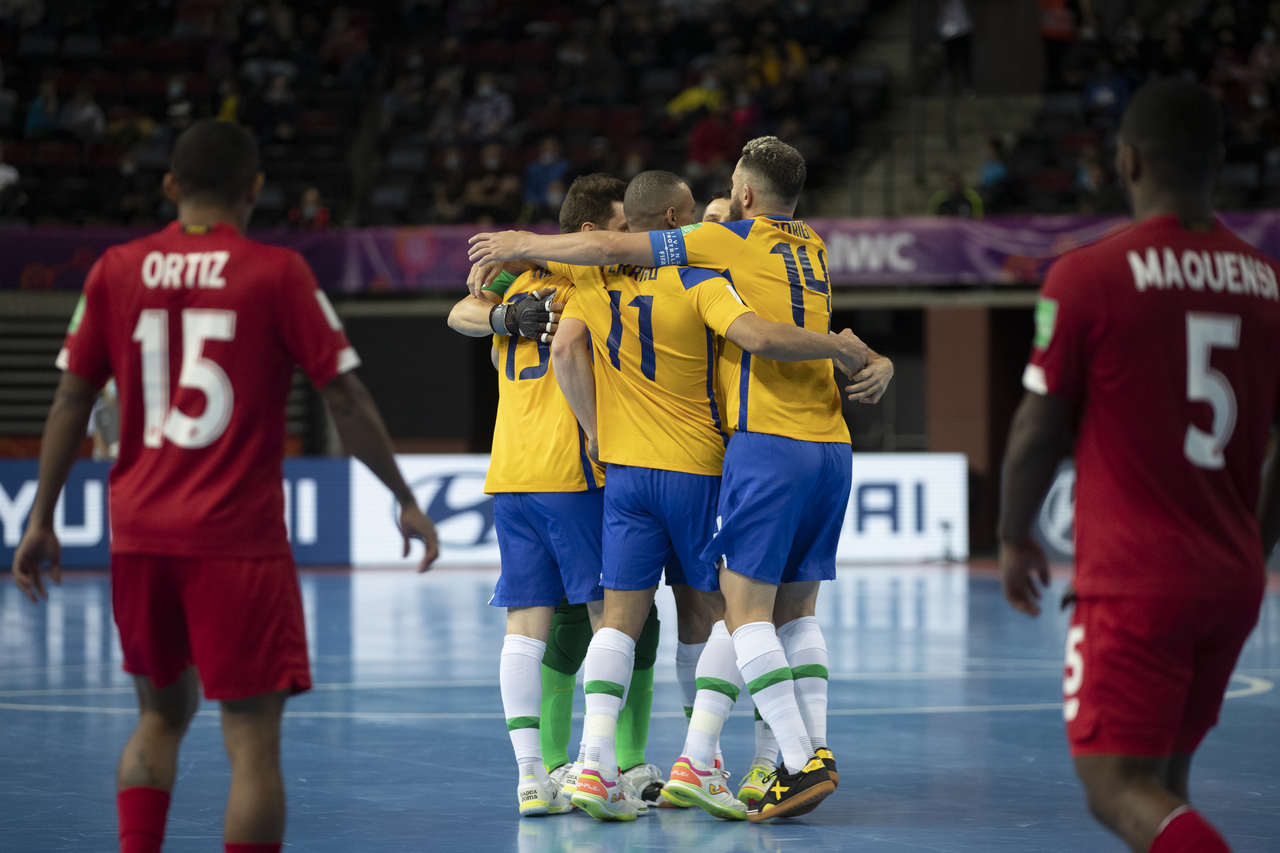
[58, 221, 359, 558]
[1025, 215, 1280, 598]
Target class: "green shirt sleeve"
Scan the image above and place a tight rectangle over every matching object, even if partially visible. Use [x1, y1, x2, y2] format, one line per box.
[484, 269, 519, 296]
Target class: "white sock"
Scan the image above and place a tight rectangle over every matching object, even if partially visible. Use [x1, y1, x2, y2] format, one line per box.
[675, 639, 705, 721]
[734, 621, 812, 772]
[500, 633, 548, 779]
[779, 616, 829, 749]
[752, 709, 779, 770]
[681, 621, 743, 766]
[580, 627, 634, 776]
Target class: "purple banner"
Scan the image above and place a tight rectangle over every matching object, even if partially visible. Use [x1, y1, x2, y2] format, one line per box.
[3, 213, 1278, 293]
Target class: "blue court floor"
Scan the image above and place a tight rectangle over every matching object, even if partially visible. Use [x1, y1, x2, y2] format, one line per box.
[1, 564, 1277, 852]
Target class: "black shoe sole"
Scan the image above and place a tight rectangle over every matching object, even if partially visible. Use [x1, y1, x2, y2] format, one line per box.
[746, 779, 836, 823]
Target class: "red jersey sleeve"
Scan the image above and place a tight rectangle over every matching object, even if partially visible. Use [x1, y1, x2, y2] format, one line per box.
[56, 254, 112, 388]
[1023, 250, 1099, 406]
[275, 251, 361, 388]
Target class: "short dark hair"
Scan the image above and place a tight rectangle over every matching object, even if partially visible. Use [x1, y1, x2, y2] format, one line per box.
[558, 173, 626, 233]
[1120, 78, 1223, 190]
[170, 119, 260, 206]
[738, 136, 806, 204]
[624, 170, 688, 224]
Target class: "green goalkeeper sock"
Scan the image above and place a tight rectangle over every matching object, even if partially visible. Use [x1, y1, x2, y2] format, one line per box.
[539, 664, 576, 772]
[616, 665, 654, 771]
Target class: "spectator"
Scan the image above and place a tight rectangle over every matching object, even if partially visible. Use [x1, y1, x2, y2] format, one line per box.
[523, 137, 570, 218]
[288, 186, 331, 230]
[938, 0, 974, 95]
[253, 74, 298, 142]
[928, 171, 984, 218]
[667, 72, 724, 120]
[25, 80, 59, 139]
[462, 143, 521, 222]
[1076, 160, 1125, 215]
[0, 61, 17, 132]
[461, 73, 513, 142]
[687, 103, 738, 182]
[215, 77, 241, 123]
[1249, 26, 1280, 83]
[432, 146, 467, 223]
[60, 85, 106, 143]
[977, 137, 1012, 211]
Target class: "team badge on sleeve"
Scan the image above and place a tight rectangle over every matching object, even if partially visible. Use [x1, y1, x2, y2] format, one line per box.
[1034, 298, 1058, 349]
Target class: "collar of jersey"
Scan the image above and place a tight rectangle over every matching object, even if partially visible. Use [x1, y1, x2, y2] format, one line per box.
[762, 214, 794, 222]
[170, 220, 238, 236]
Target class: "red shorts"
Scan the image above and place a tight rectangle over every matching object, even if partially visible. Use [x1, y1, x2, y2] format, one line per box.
[111, 553, 312, 701]
[1064, 591, 1261, 757]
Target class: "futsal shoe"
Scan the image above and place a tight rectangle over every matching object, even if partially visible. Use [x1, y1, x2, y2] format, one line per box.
[662, 756, 748, 820]
[620, 763, 665, 811]
[736, 763, 774, 809]
[555, 761, 582, 800]
[517, 774, 573, 817]
[815, 747, 839, 787]
[571, 767, 642, 821]
[745, 756, 835, 823]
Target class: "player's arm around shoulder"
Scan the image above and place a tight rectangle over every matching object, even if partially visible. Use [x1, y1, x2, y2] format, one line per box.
[447, 289, 502, 337]
[469, 228, 652, 267]
[550, 316, 599, 461]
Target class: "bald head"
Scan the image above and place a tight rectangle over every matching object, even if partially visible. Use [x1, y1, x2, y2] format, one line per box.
[624, 170, 696, 232]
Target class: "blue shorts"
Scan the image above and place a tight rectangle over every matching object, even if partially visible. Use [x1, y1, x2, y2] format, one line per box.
[490, 490, 604, 608]
[602, 465, 721, 593]
[701, 432, 852, 586]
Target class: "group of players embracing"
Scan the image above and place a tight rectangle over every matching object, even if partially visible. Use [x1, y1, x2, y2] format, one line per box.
[451, 135, 894, 822]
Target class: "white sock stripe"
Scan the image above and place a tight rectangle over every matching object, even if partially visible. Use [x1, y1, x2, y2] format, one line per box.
[1155, 804, 1194, 837]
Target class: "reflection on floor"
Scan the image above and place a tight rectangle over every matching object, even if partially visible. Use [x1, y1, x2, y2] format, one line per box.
[2, 564, 1277, 852]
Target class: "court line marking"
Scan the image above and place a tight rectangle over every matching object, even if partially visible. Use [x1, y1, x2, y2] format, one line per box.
[0, 675, 1268, 720]
[0, 670, 1074, 698]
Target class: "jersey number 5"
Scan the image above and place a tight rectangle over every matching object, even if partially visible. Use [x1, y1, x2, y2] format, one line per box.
[1184, 312, 1241, 470]
[132, 308, 236, 449]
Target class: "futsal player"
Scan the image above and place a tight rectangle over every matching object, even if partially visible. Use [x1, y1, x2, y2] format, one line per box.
[999, 79, 1280, 853]
[10, 119, 439, 853]
[543, 169, 871, 821]
[468, 138, 895, 820]
[702, 194, 732, 223]
[447, 173, 666, 813]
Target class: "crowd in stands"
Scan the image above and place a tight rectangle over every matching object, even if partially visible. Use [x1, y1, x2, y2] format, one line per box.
[0, 0, 890, 228]
[947, 0, 1280, 218]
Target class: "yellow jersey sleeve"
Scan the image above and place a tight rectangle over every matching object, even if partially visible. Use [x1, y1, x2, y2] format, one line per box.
[676, 266, 752, 337]
[485, 269, 605, 493]
[648, 220, 755, 268]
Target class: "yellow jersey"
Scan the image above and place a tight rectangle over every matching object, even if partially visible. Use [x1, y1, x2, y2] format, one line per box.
[552, 261, 752, 476]
[648, 216, 850, 444]
[484, 268, 605, 493]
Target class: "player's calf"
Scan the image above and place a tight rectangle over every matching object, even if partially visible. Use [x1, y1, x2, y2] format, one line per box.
[221, 692, 288, 846]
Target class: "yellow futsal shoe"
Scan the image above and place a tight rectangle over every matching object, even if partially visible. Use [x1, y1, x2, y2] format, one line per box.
[815, 747, 838, 787]
[661, 756, 747, 820]
[571, 767, 642, 821]
[736, 763, 774, 809]
[746, 756, 834, 823]
[517, 774, 573, 817]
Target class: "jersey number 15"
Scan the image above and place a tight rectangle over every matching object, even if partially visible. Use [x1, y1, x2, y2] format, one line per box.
[133, 308, 235, 449]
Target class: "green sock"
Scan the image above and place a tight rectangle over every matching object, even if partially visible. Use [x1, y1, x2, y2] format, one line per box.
[616, 665, 654, 771]
[539, 664, 576, 772]
[617, 604, 660, 771]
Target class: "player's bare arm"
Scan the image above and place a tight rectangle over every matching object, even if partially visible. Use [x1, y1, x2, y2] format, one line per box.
[11, 370, 98, 601]
[320, 372, 440, 571]
[549, 317, 599, 462]
[448, 288, 563, 342]
[724, 315, 870, 375]
[845, 352, 894, 404]
[997, 391, 1076, 616]
[469, 230, 652, 268]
